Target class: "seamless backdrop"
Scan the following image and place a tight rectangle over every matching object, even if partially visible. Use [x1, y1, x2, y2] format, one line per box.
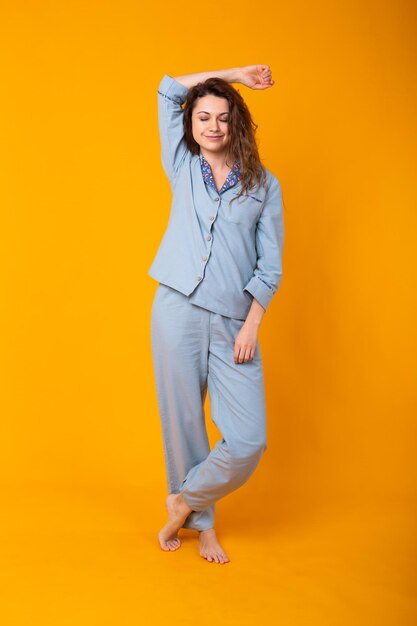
[0, 1, 416, 625]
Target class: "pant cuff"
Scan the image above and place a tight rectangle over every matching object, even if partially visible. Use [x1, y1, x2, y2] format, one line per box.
[181, 489, 204, 511]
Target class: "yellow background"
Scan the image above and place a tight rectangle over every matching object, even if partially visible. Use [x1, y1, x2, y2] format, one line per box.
[1, 0, 416, 624]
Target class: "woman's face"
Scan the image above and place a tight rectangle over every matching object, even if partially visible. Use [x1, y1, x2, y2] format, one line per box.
[191, 94, 231, 155]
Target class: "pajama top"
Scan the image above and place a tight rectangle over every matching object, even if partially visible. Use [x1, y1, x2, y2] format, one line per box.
[148, 73, 284, 320]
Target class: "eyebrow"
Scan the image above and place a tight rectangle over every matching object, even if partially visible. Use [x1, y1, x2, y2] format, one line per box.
[196, 110, 229, 115]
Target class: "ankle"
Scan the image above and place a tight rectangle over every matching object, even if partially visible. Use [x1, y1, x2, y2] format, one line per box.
[177, 492, 192, 511]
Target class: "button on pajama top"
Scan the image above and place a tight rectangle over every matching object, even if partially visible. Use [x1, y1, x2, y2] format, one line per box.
[149, 74, 285, 531]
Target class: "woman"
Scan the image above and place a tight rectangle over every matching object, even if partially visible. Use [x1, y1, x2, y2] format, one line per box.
[149, 65, 284, 564]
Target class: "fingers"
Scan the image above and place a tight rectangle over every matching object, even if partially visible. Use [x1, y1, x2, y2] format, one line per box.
[256, 64, 274, 89]
[242, 64, 274, 89]
[233, 344, 256, 364]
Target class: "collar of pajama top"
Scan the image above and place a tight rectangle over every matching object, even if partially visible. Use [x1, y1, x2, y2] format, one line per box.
[199, 153, 242, 193]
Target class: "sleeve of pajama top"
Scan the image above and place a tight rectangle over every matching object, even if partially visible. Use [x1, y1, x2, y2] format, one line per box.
[157, 74, 190, 185]
[242, 177, 284, 312]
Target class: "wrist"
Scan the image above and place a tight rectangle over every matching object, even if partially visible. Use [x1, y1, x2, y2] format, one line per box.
[244, 316, 262, 328]
[232, 67, 243, 83]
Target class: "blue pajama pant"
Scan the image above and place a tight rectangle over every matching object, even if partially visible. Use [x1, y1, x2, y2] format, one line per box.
[150, 282, 267, 531]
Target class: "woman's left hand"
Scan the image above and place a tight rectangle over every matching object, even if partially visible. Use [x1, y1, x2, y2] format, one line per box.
[234, 321, 259, 364]
[239, 64, 274, 90]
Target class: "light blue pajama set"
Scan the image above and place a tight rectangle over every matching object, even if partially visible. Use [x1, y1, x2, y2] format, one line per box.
[148, 74, 284, 531]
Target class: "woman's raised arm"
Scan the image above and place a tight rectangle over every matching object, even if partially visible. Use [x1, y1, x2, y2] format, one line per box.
[157, 74, 190, 185]
[173, 65, 275, 90]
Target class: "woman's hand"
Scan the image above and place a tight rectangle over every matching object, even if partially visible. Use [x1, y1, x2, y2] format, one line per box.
[234, 320, 260, 364]
[239, 64, 274, 90]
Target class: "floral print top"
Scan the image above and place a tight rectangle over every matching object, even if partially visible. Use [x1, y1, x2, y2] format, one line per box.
[199, 152, 242, 193]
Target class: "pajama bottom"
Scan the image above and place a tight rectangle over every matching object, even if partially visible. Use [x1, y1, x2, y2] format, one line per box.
[150, 282, 267, 531]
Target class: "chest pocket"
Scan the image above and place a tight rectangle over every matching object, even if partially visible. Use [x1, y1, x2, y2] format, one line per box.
[223, 192, 264, 229]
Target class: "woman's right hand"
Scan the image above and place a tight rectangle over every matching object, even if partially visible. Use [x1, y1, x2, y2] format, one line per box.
[239, 65, 275, 90]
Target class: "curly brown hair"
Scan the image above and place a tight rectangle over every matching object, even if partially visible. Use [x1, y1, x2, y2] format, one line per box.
[182, 77, 269, 204]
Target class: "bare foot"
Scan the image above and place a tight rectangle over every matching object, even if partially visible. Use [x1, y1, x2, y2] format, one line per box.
[199, 528, 230, 564]
[158, 493, 192, 551]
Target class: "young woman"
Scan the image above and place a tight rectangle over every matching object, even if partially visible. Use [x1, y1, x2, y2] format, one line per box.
[148, 65, 284, 564]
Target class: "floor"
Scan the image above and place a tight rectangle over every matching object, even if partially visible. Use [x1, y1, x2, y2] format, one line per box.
[1, 481, 415, 625]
